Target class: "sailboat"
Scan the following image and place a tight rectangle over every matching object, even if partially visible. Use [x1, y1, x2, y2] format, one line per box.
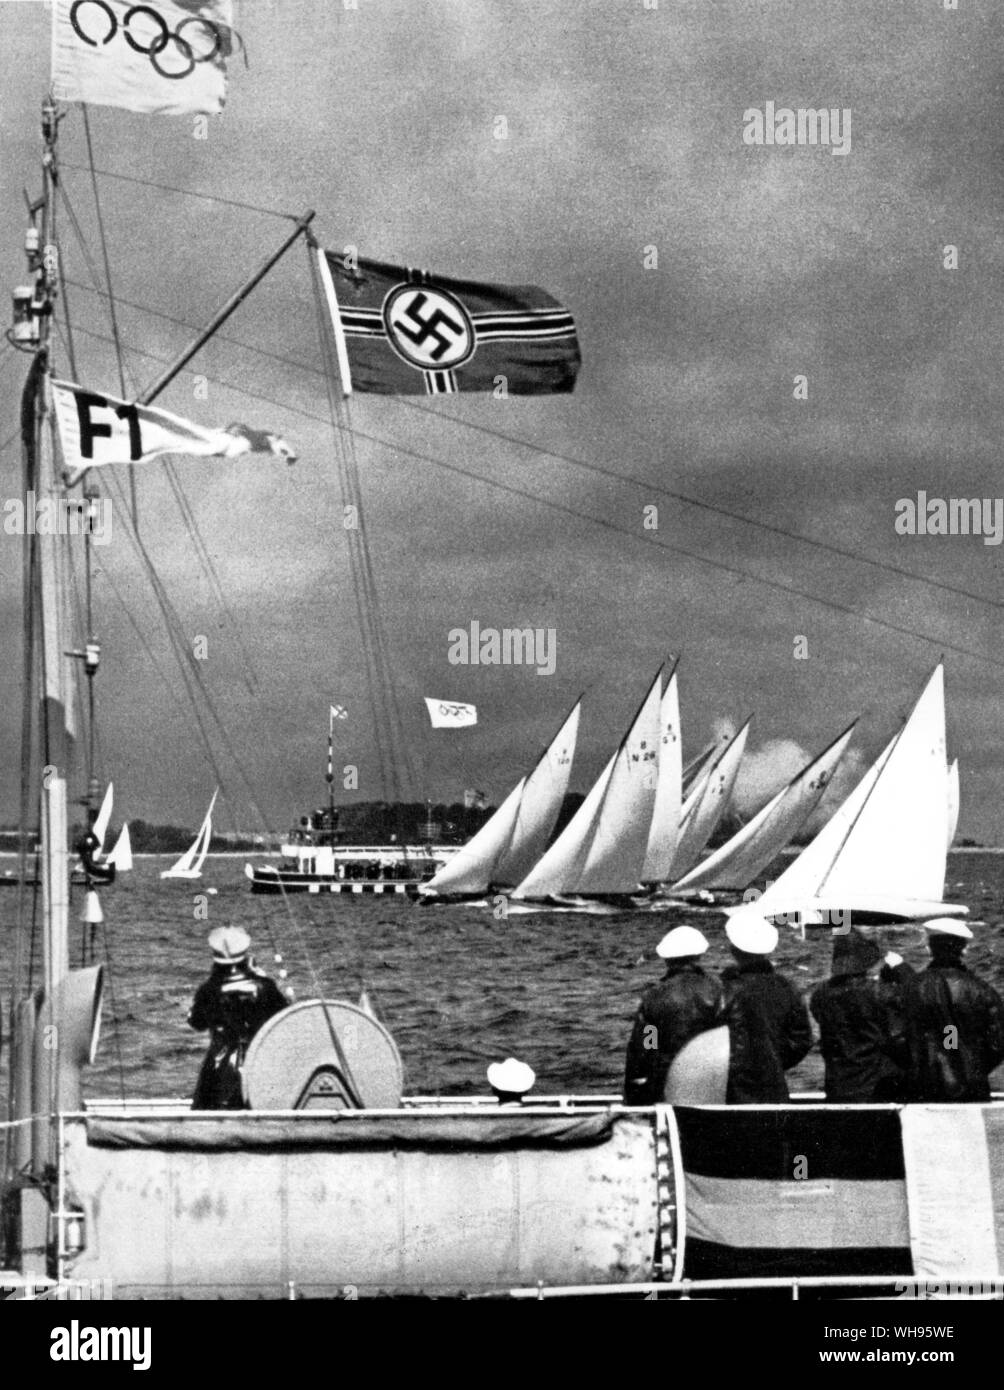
[90, 782, 113, 861]
[418, 698, 582, 902]
[670, 722, 856, 897]
[105, 823, 133, 874]
[509, 670, 662, 910]
[664, 719, 751, 882]
[2, 4, 996, 1306]
[160, 791, 217, 880]
[738, 664, 967, 927]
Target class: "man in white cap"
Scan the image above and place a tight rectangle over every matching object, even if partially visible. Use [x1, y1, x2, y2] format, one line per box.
[721, 913, 812, 1103]
[889, 919, 1004, 1103]
[188, 926, 288, 1109]
[487, 1058, 535, 1105]
[623, 925, 726, 1105]
[810, 928, 907, 1102]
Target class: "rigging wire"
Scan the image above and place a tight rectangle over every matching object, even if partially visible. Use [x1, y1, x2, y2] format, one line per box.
[80, 105, 138, 526]
[61, 319, 1004, 674]
[56, 276, 1004, 621]
[56, 183, 262, 697]
[60, 162, 302, 222]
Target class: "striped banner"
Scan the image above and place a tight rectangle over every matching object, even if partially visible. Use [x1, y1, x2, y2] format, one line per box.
[675, 1106, 912, 1279]
[900, 1105, 1004, 1280]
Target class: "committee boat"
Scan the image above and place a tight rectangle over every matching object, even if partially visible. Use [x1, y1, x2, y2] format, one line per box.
[2, 5, 1000, 1305]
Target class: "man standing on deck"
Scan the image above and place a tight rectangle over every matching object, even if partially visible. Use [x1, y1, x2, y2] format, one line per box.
[721, 914, 813, 1103]
[623, 926, 726, 1104]
[887, 919, 1004, 1103]
[810, 928, 907, 1102]
[188, 926, 289, 1109]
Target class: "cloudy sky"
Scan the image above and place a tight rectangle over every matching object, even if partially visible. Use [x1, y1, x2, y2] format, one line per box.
[1, 0, 1003, 841]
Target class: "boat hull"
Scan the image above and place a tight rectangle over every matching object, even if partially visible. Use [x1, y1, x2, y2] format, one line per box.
[246, 864, 424, 897]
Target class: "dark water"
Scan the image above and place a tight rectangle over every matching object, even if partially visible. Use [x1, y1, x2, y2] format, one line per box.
[3, 852, 1004, 1108]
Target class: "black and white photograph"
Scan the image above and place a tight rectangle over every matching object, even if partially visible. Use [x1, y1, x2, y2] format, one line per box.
[1, 0, 1003, 1359]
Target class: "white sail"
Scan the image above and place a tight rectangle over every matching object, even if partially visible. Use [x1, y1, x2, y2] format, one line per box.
[106, 823, 133, 873]
[423, 779, 525, 896]
[754, 666, 959, 920]
[640, 670, 682, 883]
[161, 790, 218, 880]
[573, 675, 661, 894]
[510, 752, 616, 899]
[673, 723, 855, 892]
[946, 758, 960, 849]
[682, 742, 716, 793]
[512, 673, 661, 900]
[422, 701, 581, 896]
[668, 722, 750, 881]
[92, 782, 113, 859]
[494, 701, 581, 887]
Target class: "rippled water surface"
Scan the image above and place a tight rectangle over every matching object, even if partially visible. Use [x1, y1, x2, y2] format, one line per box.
[3, 852, 1004, 1108]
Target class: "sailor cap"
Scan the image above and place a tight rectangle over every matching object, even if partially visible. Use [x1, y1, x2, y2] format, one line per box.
[208, 925, 251, 963]
[487, 1058, 536, 1095]
[925, 917, 973, 941]
[725, 914, 779, 955]
[656, 925, 709, 959]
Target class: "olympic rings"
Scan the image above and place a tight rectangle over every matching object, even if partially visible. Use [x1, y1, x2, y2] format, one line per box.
[68, 1, 226, 80]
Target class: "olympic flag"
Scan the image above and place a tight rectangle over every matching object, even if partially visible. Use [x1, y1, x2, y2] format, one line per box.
[425, 699, 477, 729]
[51, 0, 236, 116]
[317, 249, 581, 396]
[52, 380, 296, 485]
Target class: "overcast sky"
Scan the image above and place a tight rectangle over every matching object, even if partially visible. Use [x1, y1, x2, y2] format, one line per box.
[1, 0, 1003, 841]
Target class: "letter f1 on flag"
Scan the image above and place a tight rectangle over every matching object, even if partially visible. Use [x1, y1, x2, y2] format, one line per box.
[51, 380, 297, 485]
[51, 0, 237, 116]
[316, 249, 580, 396]
[425, 699, 477, 728]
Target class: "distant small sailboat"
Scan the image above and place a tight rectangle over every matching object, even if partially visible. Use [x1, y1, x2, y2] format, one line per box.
[160, 791, 218, 880]
[105, 824, 133, 873]
[91, 782, 114, 860]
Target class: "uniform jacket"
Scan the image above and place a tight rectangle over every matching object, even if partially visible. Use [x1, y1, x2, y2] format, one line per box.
[189, 961, 288, 1109]
[623, 962, 726, 1105]
[722, 959, 813, 1103]
[810, 971, 906, 1102]
[890, 960, 1004, 1103]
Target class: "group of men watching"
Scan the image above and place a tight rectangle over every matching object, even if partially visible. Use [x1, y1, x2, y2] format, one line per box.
[623, 915, 1004, 1106]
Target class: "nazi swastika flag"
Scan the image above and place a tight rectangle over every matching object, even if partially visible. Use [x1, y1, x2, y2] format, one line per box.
[317, 249, 581, 396]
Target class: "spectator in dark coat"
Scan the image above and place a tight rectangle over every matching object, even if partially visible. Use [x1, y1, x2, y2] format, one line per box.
[623, 925, 726, 1105]
[721, 914, 813, 1103]
[189, 926, 288, 1109]
[886, 919, 1004, 1103]
[810, 928, 907, 1102]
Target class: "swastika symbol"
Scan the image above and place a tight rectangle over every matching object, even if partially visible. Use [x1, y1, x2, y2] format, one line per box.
[382, 284, 476, 371]
[395, 294, 463, 361]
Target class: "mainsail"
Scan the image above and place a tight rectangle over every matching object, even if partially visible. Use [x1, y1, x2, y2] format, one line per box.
[91, 782, 113, 860]
[751, 665, 964, 922]
[640, 669, 682, 883]
[161, 791, 218, 880]
[106, 824, 133, 874]
[422, 700, 581, 896]
[672, 723, 856, 892]
[946, 758, 960, 849]
[512, 672, 662, 899]
[668, 722, 750, 881]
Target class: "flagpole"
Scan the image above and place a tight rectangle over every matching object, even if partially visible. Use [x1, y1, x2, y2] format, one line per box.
[137, 210, 316, 407]
[326, 706, 335, 841]
[313, 244, 354, 397]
